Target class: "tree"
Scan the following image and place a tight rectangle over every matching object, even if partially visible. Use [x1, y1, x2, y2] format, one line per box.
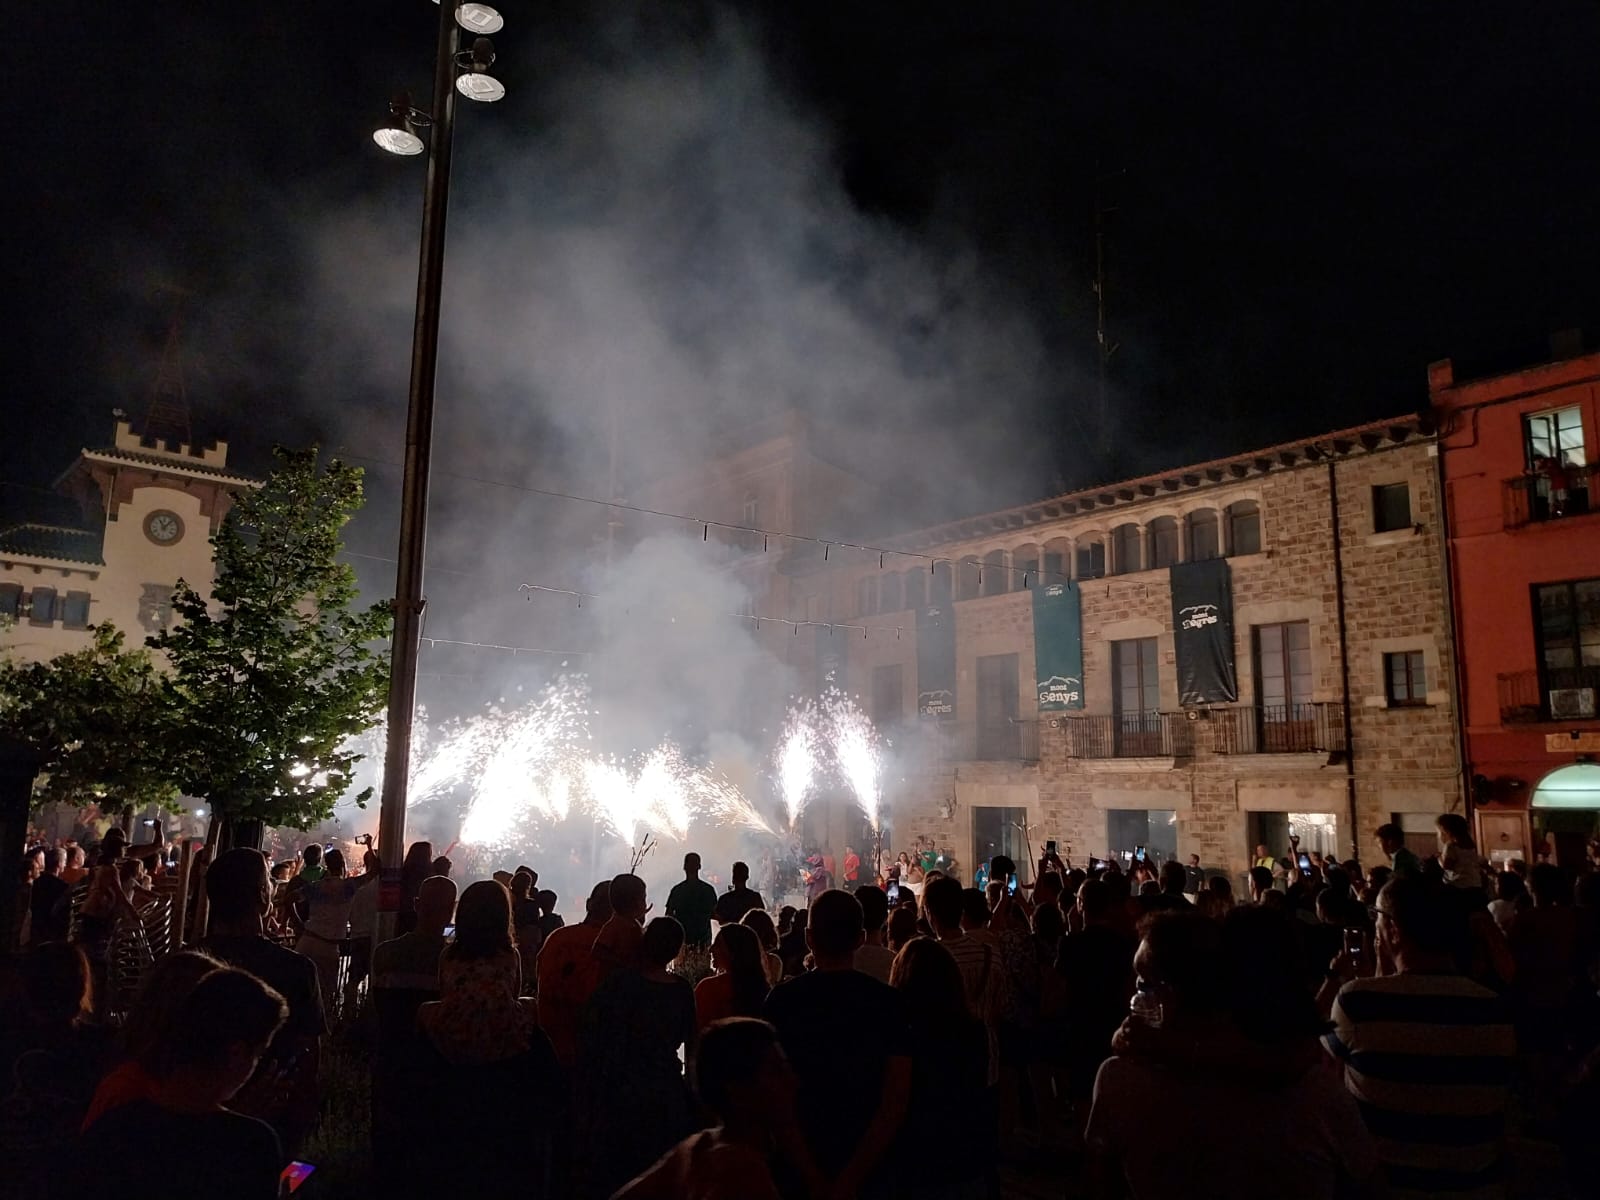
[152, 446, 391, 833]
[0, 623, 180, 812]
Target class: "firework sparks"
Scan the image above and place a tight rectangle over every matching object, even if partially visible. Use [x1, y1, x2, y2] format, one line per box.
[827, 694, 882, 833]
[776, 716, 818, 831]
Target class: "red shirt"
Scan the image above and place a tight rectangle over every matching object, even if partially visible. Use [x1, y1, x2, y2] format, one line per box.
[843, 853, 860, 882]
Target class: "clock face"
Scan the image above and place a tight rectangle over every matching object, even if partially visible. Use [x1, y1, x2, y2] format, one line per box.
[144, 510, 183, 545]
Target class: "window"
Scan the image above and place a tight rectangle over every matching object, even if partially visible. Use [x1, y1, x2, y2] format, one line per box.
[1112, 524, 1142, 575]
[28, 586, 57, 625]
[1385, 650, 1427, 706]
[1149, 517, 1180, 568]
[1524, 407, 1586, 469]
[1187, 510, 1220, 561]
[1535, 579, 1600, 672]
[930, 563, 953, 605]
[742, 492, 760, 527]
[958, 557, 982, 601]
[1113, 638, 1160, 716]
[975, 805, 1030, 874]
[982, 549, 1008, 596]
[871, 664, 904, 730]
[1255, 621, 1312, 713]
[0, 583, 20, 620]
[856, 577, 876, 617]
[904, 570, 926, 610]
[1373, 483, 1412, 533]
[1228, 501, 1261, 555]
[879, 572, 902, 613]
[976, 653, 1021, 759]
[1015, 546, 1040, 586]
[61, 591, 91, 630]
[1075, 539, 1105, 580]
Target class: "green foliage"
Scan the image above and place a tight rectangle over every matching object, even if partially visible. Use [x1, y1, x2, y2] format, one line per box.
[0, 623, 180, 810]
[152, 446, 392, 829]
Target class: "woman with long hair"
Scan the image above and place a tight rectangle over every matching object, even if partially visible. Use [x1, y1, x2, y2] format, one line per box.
[694, 923, 770, 1029]
[417, 879, 538, 1064]
[740, 907, 784, 986]
[396, 840, 434, 934]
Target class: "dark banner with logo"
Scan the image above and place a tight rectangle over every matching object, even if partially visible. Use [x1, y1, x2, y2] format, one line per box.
[1032, 581, 1084, 711]
[815, 624, 846, 697]
[916, 604, 956, 719]
[1170, 557, 1238, 705]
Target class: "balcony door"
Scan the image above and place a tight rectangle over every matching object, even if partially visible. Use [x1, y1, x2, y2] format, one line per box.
[1254, 622, 1312, 751]
[1113, 638, 1162, 755]
[976, 653, 1020, 760]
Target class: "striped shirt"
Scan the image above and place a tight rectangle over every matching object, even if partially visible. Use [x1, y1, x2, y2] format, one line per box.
[1323, 972, 1515, 1200]
[938, 931, 1005, 1085]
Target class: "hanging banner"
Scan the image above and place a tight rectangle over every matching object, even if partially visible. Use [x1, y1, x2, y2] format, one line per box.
[916, 604, 956, 719]
[1032, 581, 1085, 711]
[1170, 557, 1238, 705]
[815, 624, 846, 697]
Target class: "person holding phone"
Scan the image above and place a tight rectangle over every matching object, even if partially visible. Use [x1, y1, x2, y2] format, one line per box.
[71, 967, 290, 1199]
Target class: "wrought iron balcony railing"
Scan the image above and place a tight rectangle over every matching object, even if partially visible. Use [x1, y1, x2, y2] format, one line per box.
[1497, 666, 1600, 723]
[1216, 702, 1347, 754]
[1504, 462, 1597, 529]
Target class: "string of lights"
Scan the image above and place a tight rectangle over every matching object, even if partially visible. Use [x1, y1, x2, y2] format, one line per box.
[516, 581, 917, 639]
[334, 449, 1064, 589]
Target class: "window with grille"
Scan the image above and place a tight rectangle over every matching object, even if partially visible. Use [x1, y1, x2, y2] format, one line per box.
[1384, 651, 1427, 706]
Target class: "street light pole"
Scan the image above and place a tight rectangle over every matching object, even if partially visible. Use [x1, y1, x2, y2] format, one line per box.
[375, 0, 461, 910]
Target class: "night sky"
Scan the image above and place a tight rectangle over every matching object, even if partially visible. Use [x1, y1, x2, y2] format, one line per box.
[5, 1, 1599, 549]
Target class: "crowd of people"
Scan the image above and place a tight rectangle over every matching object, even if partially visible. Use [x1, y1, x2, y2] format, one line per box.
[3, 811, 1598, 1198]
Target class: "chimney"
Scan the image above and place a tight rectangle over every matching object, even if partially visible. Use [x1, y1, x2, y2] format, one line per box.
[1426, 359, 1454, 392]
[1549, 328, 1584, 360]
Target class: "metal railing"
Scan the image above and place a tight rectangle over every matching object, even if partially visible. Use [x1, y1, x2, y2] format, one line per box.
[1498, 666, 1600, 723]
[1504, 462, 1597, 529]
[1063, 712, 1180, 758]
[926, 717, 1041, 763]
[1216, 702, 1347, 754]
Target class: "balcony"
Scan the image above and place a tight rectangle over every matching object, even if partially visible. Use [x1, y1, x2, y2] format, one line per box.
[1498, 667, 1600, 723]
[1504, 463, 1597, 529]
[911, 718, 1041, 764]
[1063, 712, 1189, 759]
[1216, 702, 1347, 754]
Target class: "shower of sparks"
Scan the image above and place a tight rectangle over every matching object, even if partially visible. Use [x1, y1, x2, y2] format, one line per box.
[776, 715, 818, 831]
[826, 694, 883, 833]
[461, 687, 587, 848]
[694, 766, 780, 837]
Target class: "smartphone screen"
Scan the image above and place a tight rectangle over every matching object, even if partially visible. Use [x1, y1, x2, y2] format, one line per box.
[1297, 853, 1312, 871]
[1007, 874, 1019, 895]
[1344, 929, 1364, 957]
[443, 924, 456, 938]
[280, 1162, 316, 1193]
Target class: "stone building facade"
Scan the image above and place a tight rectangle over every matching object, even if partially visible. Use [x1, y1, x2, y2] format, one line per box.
[785, 415, 1463, 881]
[0, 419, 252, 664]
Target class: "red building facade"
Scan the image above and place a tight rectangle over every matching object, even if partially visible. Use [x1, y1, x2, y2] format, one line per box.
[1434, 348, 1600, 867]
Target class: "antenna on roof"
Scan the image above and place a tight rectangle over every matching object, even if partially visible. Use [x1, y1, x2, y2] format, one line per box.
[138, 283, 194, 448]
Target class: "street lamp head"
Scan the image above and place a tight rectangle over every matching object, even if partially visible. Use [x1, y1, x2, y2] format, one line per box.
[452, 2, 505, 35]
[374, 93, 429, 156]
[454, 37, 505, 102]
